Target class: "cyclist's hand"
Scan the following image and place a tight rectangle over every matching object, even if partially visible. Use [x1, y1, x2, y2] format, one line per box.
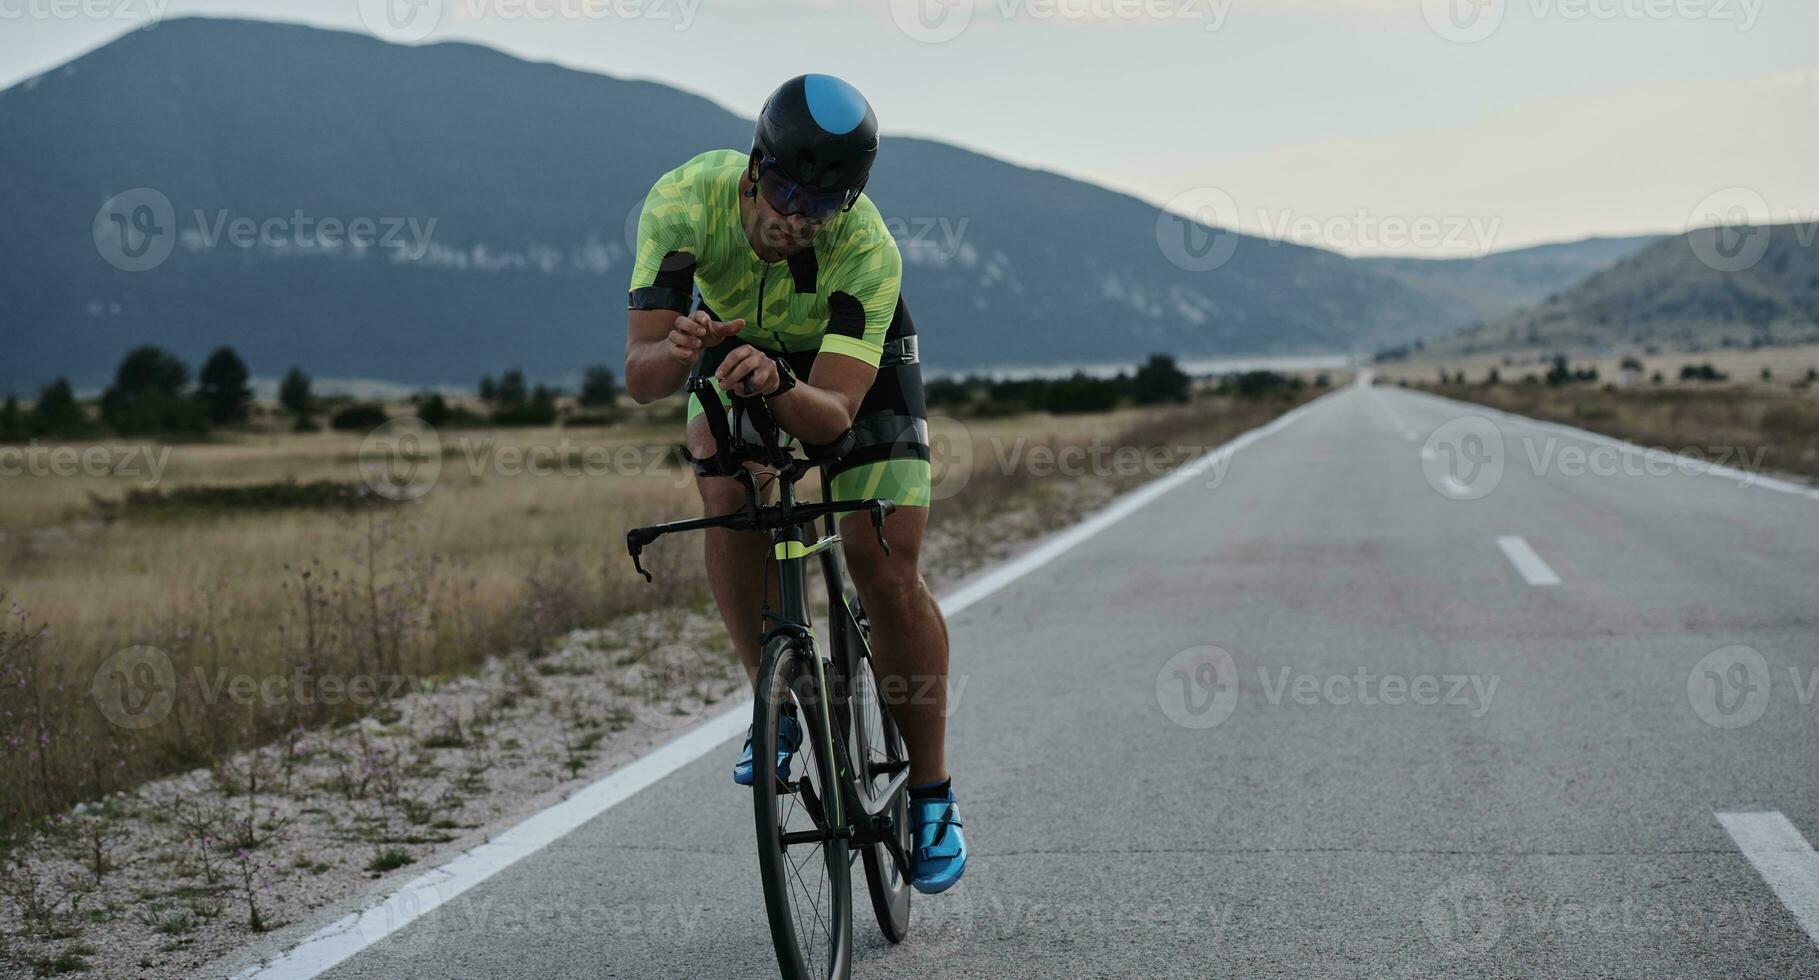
[717, 345, 780, 397]
[666, 312, 745, 364]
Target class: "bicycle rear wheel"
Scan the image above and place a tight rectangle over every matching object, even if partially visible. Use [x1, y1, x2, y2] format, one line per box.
[753, 635, 852, 980]
[843, 598, 912, 943]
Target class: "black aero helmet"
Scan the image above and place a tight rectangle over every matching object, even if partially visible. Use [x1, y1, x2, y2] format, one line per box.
[751, 74, 878, 210]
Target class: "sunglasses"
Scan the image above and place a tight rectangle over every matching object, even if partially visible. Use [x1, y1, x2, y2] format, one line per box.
[755, 160, 859, 221]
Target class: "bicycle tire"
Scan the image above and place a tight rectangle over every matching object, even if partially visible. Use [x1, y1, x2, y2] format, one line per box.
[846, 601, 912, 943]
[753, 635, 853, 980]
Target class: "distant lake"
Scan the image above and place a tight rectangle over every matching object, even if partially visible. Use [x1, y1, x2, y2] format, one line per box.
[924, 353, 1356, 381]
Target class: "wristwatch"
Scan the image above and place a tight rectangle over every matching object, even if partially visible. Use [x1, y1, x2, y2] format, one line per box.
[767, 354, 798, 398]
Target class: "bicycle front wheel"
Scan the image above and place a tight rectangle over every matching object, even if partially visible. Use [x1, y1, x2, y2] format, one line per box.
[753, 635, 852, 980]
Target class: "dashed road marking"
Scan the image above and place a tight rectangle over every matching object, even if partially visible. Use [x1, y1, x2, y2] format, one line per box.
[1718, 811, 1819, 947]
[1495, 535, 1560, 586]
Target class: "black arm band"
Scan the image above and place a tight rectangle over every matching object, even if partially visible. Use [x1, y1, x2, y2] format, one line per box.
[628, 286, 692, 313]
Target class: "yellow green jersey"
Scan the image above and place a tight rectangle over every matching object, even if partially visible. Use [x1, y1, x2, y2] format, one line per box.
[627, 149, 904, 368]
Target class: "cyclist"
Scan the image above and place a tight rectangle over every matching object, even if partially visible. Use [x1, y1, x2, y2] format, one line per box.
[622, 74, 965, 894]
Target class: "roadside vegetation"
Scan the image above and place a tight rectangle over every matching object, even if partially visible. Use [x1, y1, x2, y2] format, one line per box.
[1413, 353, 1819, 482]
[0, 354, 1325, 976]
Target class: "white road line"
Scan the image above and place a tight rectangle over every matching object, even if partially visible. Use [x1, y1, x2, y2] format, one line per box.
[1718, 811, 1819, 947]
[1495, 535, 1561, 586]
[1371, 386, 1419, 442]
[1400, 386, 1819, 503]
[231, 385, 1347, 980]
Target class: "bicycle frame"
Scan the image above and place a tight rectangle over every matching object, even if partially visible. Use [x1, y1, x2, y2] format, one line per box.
[624, 378, 911, 869]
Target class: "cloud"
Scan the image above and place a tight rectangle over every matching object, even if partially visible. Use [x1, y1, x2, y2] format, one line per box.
[1140, 66, 1819, 255]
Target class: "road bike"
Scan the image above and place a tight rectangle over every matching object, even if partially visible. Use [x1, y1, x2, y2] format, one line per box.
[626, 377, 914, 979]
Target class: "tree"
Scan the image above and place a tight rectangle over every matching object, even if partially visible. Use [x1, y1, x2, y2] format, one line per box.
[30, 378, 90, 437]
[0, 396, 25, 442]
[478, 375, 497, 405]
[101, 346, 206, 434]
[579, 365, 620, 408]
[279, 367, 314, 419]
[330, 403, 389, 432]
[495, 369, 528, 410]
[417, 392, 451, 428]
[1132, 354, 1191, 405]
[195, 346, 253, 425]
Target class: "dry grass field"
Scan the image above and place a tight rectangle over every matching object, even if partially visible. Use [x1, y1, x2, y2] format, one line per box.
[1411, 379, 1819, 483]
[1372, 341, 1819, 392]
[0, 389, 1319, 845]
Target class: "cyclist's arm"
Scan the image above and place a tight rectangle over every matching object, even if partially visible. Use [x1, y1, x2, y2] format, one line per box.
[625, 309, 699, 404]
[768, 354, 874, 445]
[765, 231, 902, 443]
[624, 166, 719, 404]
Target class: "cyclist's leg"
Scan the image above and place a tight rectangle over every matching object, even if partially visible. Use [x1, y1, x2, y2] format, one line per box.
[686, 337, 783, 685]
[838, 501, 948, 787]
[828, 304, 949, 786]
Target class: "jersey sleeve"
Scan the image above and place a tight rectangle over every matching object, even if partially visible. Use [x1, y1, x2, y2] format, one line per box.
[627, 165, 700, 313]
[817, 231, 902, 368]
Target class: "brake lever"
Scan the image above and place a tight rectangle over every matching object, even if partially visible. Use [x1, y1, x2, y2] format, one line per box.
[869, 501, 893, 557]
[626, 529, 655, 582]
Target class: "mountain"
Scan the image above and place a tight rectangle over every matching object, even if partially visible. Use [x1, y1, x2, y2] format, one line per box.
[0, 17, 1647, 393]
[1359, 235, 1661, 332]
[1430, 224, 1819, 355]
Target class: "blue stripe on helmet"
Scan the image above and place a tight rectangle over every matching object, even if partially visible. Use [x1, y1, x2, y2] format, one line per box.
[803, 74, 867, 136]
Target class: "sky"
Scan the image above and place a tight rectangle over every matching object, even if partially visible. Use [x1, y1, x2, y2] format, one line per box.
[3, 0, 1816, 256]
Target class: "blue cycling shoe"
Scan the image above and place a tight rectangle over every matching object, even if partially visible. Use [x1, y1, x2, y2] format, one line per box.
[908, 785, 967, 894]
[733, 712, 801, 785]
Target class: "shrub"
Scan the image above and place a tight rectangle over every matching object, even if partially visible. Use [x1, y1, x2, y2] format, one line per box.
[331, 402, 390, 432]
[1132, 354, 1191, 405]
[1045, 373, 1122, 414]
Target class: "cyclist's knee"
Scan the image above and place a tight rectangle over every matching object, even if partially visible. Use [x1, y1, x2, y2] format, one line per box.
[696, 474, 746, 516]
[850, 555, 927, 608]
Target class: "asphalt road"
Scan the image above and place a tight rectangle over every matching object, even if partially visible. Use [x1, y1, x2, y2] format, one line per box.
[315, 381, 1819, 978]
